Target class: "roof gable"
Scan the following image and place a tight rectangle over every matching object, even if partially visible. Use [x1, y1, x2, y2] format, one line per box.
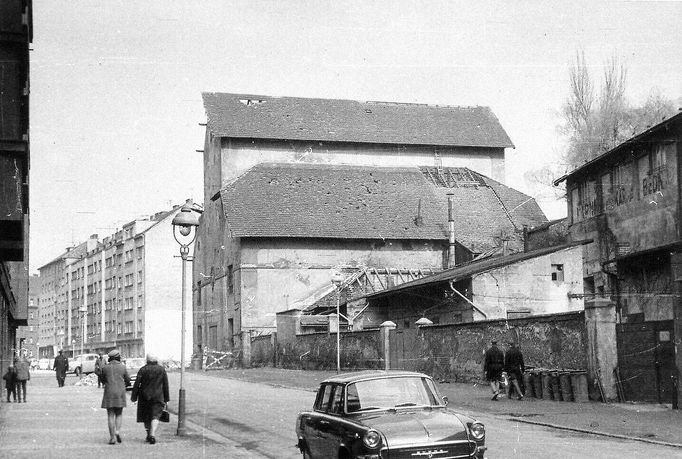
[219, 163, 547, 252]
[202, 92, 514, 148]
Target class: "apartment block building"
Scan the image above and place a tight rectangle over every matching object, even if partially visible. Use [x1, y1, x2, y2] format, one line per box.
[37, 203, 197, 362]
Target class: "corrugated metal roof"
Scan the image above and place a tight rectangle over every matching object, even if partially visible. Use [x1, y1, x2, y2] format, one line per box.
[202, 92, 514, 148]
[219, 163, 547, 252]
[364, 240, 591, 299]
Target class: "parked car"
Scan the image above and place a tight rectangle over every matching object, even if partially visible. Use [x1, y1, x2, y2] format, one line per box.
[296, 370, 486, 459]
[69, 353, 100, 376]
[38, 358, 53, 370]
[29, 359, 40, 371]
[125, 357, 147, 390]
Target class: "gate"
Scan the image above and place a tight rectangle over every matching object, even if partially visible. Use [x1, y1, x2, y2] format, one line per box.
[389, 328, 420, 371]
[616, 320, 675, 403]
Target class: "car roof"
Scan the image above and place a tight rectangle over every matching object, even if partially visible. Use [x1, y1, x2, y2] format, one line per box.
[321, 370, 430, 385]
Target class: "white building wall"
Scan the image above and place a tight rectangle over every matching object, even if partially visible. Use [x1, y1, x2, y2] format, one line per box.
[143, 212, 194, 362]
[471, 246, 585, 319]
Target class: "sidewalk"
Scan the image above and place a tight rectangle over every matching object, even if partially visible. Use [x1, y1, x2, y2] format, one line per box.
[203, 367, 682, 448]
[0, 371, 257, 458]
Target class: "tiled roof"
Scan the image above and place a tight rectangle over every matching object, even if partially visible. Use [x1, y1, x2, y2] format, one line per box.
[202, 93, 514, 148]
[218, 163, 547, 252]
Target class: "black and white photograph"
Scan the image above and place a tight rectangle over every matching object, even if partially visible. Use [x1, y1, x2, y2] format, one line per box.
[1, 1, 681, 457]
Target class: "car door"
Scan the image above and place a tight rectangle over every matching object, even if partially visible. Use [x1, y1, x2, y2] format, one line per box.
[303, 384, 333, 458]
[318, 384, 345, 458]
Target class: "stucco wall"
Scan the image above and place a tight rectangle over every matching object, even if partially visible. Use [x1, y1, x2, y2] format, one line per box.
[144, 216, 193, 362]
[221, 138, 505, 185]
[238, 238, 445, 330]
[278, 330, 383, 370]
[471, 246, 584, 318]
[414, 312, 588, 382]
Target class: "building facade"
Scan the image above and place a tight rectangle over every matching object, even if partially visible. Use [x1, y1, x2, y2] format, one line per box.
[0, 0, 31, 377]
[555, 112, 682, 403]
[37, 204, 197, 362]
[195, 94, 546, 363]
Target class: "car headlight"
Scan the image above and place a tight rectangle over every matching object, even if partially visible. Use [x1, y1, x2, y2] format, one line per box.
[469, 422, 485, 441]
[362, 429, 381, 449]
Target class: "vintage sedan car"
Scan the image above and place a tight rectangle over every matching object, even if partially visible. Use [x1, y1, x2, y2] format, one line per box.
[296, 370, 486, 459]
[68, 353, 99, 376]
[125, 357, 147, 390]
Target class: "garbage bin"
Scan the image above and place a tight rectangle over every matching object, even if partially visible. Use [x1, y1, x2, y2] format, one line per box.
[532, 370, 543, 399]
[523, 371, 535, 398]
[191, 356, 202, 370]
[559, 371, 573, 402]
[541, 371, 552, 400]
[571, 371, 589, 402]
[550, 371, 561, 401]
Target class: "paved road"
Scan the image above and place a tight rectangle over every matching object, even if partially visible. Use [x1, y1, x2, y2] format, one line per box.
[2, 371, 679, 458]
[169, 372, 682, 459]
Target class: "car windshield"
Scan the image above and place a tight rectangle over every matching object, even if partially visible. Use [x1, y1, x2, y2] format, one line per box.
[346, 376, 444, 413]
[127, 358, 146, 368]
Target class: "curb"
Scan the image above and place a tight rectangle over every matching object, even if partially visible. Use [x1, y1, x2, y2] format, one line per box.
[508, 417, 682, 449]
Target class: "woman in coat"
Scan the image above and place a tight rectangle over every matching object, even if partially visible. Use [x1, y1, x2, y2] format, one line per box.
[131, 354, 169, 444]
[100, 349, 131, 444]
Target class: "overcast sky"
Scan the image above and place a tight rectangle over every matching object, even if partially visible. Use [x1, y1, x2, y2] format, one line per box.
[29, 0, 682, 272]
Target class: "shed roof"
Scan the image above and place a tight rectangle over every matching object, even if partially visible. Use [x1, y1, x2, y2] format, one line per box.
[202, 92, 514, 148]
[218, 163, 547, 252]
[364, 240, 590, 300]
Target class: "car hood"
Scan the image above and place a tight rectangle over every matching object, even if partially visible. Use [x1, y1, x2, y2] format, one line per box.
[354, 409, 469, 447]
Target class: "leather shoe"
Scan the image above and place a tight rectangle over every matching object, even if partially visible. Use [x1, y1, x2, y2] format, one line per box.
[116, 434, 122, 443]
[149, 436, 156, 445]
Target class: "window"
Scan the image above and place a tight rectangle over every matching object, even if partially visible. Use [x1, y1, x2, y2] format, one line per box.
[137, 295, 143, 309]
[137, 270, 143, 284]
[551, 264, 564, 282]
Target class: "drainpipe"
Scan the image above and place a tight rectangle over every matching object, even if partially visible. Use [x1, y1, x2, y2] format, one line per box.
[447, 193, 456, 268]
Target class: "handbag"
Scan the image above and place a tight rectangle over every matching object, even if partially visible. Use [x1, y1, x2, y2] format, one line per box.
[160, 409, 170, 423]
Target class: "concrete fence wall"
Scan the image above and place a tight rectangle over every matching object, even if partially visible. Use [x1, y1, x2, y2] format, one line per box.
[413, 312, 588, 382]
[262, 312, 588, 385]
[276, 329, 383, 371]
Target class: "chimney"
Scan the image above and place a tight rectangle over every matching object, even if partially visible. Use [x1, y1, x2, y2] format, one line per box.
[447, 193, 456, 268]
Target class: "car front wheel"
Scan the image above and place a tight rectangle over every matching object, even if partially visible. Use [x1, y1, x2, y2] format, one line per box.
[75, 367, 82, 377]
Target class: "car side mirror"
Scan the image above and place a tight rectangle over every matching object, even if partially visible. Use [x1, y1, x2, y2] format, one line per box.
[442, 396, 449, 406]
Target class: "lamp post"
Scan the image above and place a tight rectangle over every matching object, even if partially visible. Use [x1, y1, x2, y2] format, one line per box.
[79, 306, 86, 372]
[171, 201, 200, 436]
[331, 272, 344, 373]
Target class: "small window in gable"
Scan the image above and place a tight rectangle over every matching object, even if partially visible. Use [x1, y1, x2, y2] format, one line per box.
[551, 264, 564, 282]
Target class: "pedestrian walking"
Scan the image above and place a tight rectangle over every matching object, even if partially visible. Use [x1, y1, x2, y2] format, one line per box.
[14, 357, 30, 403]
[504, 341, 525, 400]
[95, 353, 104, 388]
[483, 340, 504, 401]
[3, 365, 17, 402]
[53, 350, 69, 387]
[131, 354, 170, 445]
[100, 349, 131, 445]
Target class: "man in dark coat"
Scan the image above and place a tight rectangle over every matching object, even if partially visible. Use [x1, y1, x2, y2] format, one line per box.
[95, 353, 104, 388]
[14, 357, 30, 402]
[131, 354, 169, 444]
[504, 342, 525, 400]
[483, 340, 504, 401]
[53, 350, 69, 387]
[3, 365, 17, 402]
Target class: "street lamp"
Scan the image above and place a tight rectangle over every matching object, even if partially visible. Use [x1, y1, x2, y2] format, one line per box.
[331, 272, 344, 373]
[171, 201, 200, 436]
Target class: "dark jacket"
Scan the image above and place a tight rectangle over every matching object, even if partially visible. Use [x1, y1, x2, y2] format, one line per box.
[100, 360, 131, 409]
[504, 346, 525, 375]
[131, 363, 169, 404]
[3, 367, 17, 388]
[54, 354, 69, 377]
[14, 359, 30, 381]
[483, 345, 504, 379]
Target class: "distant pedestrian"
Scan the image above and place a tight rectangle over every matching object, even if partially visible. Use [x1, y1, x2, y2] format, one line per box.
[483, 340, 504, 401]
[504, 342, 525, 400]
[3, 365, 17, 402]
[53, 350, 69, 387]
[95, 353, 105, 388]
[131, 354, 169, 445]
[100, 349, 131, 445]
[14, 357, 30, 403]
